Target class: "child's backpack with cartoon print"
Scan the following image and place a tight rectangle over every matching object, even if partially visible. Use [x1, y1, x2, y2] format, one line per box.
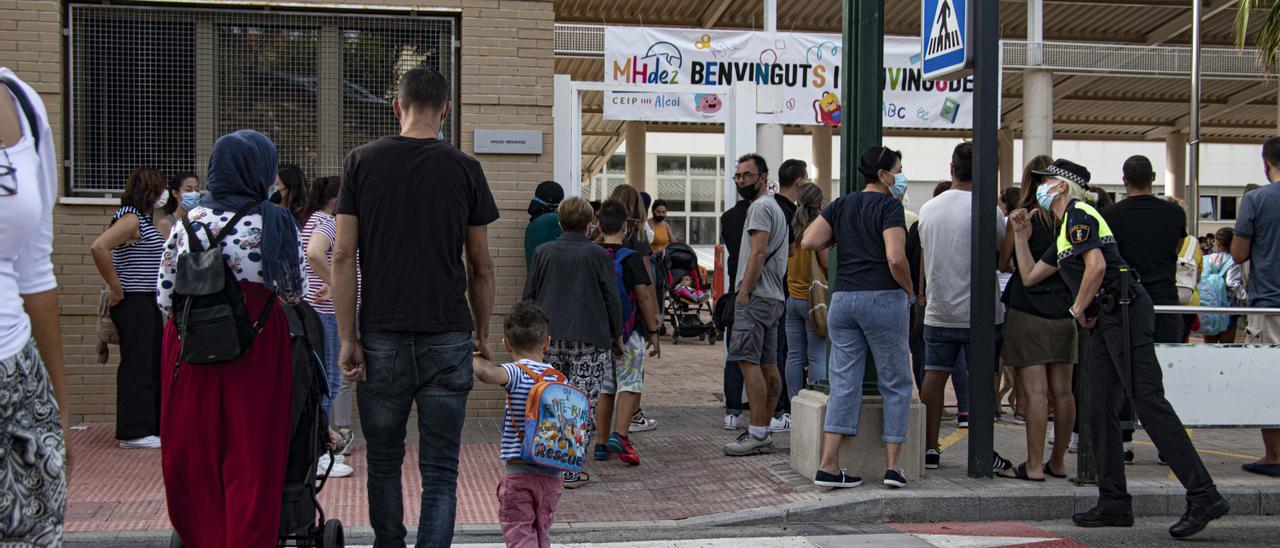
[510, 363, 590, 472]
[172, 203, 274, 366]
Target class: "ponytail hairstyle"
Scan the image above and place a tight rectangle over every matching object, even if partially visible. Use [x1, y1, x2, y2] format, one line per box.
[164, 171, 200, 216]
[1065, 181, 1099, 205]
[792, 182, 825, 240]
[303, 176, 341, 222]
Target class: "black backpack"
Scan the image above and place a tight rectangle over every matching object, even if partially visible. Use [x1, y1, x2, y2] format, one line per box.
[173, 202, 274, 368]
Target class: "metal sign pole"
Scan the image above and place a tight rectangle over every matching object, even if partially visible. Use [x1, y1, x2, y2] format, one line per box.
[1189, 0, 1202, 235]
[967, 0, 998, 479]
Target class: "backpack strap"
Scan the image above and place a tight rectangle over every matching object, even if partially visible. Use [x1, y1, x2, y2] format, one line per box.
[1, 77, 41, 152]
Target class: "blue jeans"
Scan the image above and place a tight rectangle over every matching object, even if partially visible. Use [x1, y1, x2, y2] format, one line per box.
[824, 290, 913, 443]
[358, 330, 474, 548]
[785, 297, 828, 398]
[318, 312, 340, 420]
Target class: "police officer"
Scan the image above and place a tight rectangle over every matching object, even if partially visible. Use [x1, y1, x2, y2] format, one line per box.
[1008, 159, 1229, 539]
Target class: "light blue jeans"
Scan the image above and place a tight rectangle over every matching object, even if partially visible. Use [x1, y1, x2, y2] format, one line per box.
[824, 290, 914, 443]
[785, 297, 828, 398]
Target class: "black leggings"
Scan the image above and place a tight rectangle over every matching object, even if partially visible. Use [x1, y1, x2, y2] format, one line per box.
[110, 292, 162, 440]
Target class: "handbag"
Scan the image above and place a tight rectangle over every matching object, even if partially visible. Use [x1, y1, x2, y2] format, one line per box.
[96, 287, 119, 364]
[716, 238, 786, 330]
[807, 252, 829, 338]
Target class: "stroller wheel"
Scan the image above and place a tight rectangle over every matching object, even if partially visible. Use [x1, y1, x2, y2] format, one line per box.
[168, 532, 185, 548]
[322, 519, 345, 548]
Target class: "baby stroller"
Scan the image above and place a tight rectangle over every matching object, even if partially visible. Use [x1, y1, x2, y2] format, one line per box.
[169, 302, 344, 548]
[660, 243, 717, 345]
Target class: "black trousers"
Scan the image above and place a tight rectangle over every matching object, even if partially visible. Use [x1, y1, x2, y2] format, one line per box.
[110, 292, 162, 440]
[1089, 285, 1220, 513]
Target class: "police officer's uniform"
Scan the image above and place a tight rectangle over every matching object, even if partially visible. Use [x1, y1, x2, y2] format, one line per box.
[1043, 197, 1224, 517]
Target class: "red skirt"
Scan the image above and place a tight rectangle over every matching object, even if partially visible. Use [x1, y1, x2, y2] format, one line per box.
[160, 282, 293, 548]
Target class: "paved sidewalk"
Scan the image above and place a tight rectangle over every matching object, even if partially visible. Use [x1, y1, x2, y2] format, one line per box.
[63, 340, 1280, 536]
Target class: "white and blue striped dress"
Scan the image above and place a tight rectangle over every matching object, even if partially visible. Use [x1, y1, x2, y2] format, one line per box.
[110, 206, 165, 294]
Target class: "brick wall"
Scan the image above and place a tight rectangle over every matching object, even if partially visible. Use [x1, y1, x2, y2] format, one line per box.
[0, 0, 554, 423]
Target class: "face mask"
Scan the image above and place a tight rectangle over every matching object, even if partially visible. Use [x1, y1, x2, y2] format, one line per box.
[1036, 182, 1060, 211]
[153, 195, 169, 209]
[890, 172, 909, 198]
[268, 186, 282, 204]
[437, 131, 445, 140]
[180, 191, 200, 211]
[737, 182, 761, 201]
[654, 215, 666, 224]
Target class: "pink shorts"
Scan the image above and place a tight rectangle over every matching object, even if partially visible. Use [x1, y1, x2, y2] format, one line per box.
[497, 472, 563, 548]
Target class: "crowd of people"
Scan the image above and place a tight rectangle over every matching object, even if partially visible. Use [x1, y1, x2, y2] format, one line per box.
[4, 59, 1280, 547]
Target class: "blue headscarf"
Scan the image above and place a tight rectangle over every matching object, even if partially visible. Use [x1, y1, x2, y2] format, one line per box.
[199, 130, 303, 300]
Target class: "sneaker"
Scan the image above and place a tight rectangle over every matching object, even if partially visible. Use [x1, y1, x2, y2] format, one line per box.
[883, 469, 907, 488]
[631, 410, 658, 433]
[1158, 453, 1168, 466]
[318, 454, 353, 478]
[723, 431, 774, 456]
[1068, 433, 1079, 454]
[814, 468, 862, 488]
[563, 471, 591, 489]
[925, 449, 941, 470]
[957, 413, 970, 429]
[1073, 505, 1135, 528]
[607, 433, 641, 465]
[336, 428, 355, 456]
[119, 435, 162, 449]
[1004, 414, 1026, 426]
[724, 413, 741, 430]
[593, 443, 609, 461]
[1123, 450, 1135, 465]
[1169, 498, 1230, 539]
[769, 412, 791, 433]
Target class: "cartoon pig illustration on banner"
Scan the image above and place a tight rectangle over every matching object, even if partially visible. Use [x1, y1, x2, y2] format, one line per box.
[695, 93, 723, 117]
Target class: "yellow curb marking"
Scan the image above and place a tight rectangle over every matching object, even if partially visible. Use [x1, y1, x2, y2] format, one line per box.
[939, 428, 968, 452]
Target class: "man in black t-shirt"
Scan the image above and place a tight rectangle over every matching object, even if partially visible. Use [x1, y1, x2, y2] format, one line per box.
[719, 198, 751, 429]
[333, 68, 499, 547]
[1103, 156, 1187, 344]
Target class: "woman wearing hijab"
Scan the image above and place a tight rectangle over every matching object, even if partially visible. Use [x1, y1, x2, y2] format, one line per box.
[156, 130, 304, 547]
[523, 180, 564, 267]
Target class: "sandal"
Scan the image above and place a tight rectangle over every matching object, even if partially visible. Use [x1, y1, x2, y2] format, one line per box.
[1044, 462, 1068, 479]
[999, 462, 1045, 482]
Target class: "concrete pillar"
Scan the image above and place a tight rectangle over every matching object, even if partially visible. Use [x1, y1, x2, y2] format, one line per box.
[1022, 69, 1054, 161]
[624, 121, 646, 192]
[1165, 132, 1187, 200]
[812, 125, 833, 197]
[757, 123, 784, 187]
[998, 127, 1015, 191]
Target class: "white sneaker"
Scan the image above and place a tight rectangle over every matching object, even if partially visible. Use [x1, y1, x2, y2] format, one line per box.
[769, 413, 791, 433]
[118, 435, 162, 449]
[318, 454, 353, 478]
[630, 410, 658, 433]
[1069, 433, 1079, 454]
[724, 414, 741, 430]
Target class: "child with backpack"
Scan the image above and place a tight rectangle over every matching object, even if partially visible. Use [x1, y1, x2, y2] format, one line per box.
[592, 199, 661, 466]
[474, 301, 586, 548]
[1199, 228, 1247, 343]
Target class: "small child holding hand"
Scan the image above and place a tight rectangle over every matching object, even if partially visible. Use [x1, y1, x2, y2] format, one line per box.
[473, 301, 562, 548]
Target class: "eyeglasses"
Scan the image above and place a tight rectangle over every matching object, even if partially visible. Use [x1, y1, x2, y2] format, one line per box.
[0, 139, 15, 197]
[732, 172, 758, 182]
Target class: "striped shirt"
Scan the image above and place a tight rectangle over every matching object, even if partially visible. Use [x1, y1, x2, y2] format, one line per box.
[111, 206, 165, 294]
[500, 359, 554, 462]
[302, 212, 338, 315]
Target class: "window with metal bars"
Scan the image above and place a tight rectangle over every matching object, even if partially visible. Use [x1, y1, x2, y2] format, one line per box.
[68, 3, 456, 195]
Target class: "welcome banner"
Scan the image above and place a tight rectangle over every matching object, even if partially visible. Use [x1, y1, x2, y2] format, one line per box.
[603, 27, 983, 129]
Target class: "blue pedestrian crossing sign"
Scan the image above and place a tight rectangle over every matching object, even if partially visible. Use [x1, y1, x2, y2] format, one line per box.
[921, 0, 972, 80]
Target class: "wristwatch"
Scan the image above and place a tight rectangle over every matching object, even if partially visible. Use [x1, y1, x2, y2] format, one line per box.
[1068, 307, 1081, 321]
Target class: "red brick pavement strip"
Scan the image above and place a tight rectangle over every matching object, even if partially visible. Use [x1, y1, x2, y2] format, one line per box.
[65, 423, 816, 532]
